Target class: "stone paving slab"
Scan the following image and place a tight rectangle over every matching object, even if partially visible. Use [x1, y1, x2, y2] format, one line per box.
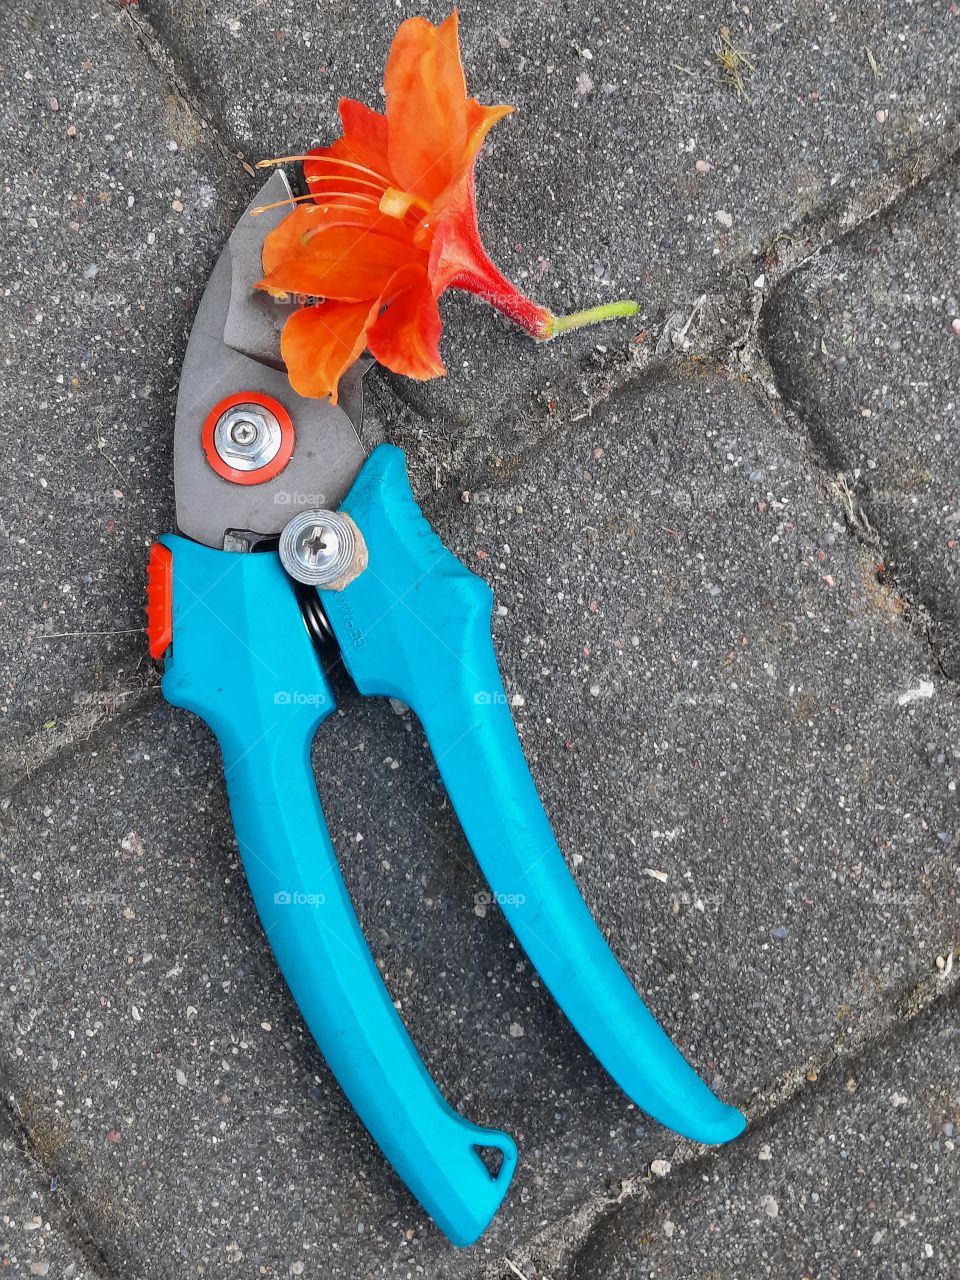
[0, 1108, 98, 1280]
[462, 366, 959, 1137]
[2, 2, 959, 1272]
[765, 163, 960, 678]
[0, 1, 248, 777]
[2, 369, 958, 1276]
[570, 991, 960, 1279]
[141, 0, 960, 438]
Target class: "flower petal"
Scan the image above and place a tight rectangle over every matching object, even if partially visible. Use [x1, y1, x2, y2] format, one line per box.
[303, 136, 391, 202]
[280, 301, 375, 402]
[384, 11, 467, 203]
[366, 264, 445, 381]
[338, 97, 390, 169]
[262, 205, 327, 275]
[463, 98, 514, 168]
[263, 202, 416, 280]
[427, 173, 552, 337]
[257, 228, 426, 301]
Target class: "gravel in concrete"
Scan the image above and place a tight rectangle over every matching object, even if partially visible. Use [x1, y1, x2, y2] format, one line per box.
[570, 992, 960, 1279]
[2, 369, 958, 1275]
[765, 164, 960, 678]
[0, 1, 249, 779]
[0, 1107, 100, 1279]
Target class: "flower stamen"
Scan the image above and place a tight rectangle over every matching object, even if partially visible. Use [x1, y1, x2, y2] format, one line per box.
[378, 187, 432, 220]
[307, 173, 389, 196]
[302, 155, 392, 183]
[251, 192, 324, 216]
[257, 154, 391, 185]
[299, 206, 382, 244]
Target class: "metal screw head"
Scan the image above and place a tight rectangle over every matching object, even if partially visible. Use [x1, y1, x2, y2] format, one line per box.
[212, 403, 282, 472]
[279, 509, 358, 586]
[229, 419, 258, 446]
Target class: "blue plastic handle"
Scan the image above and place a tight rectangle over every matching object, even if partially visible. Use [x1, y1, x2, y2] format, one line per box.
[322, 446, 746, 1146]
[157, 534, 517, 1245]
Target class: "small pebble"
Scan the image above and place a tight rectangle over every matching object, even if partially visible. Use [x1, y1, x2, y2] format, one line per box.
[714, 209, 733, 228]
[760, 1194, 779, 1218]
[509, 1022, 524, 1038]
[651, 1158, 671, 1177]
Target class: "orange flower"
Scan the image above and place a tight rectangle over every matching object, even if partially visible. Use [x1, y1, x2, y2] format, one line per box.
[255, 10, 638, 401]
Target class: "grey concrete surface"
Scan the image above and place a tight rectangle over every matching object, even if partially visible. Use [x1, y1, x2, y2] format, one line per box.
[1, 0, 958, 1276]
[2, 373, 959, 1277]
[570, 991, 960, 1279]
[766, 163, 960, 678]
[0, 1, 248, 778]
[0, 1109, 100, 1279]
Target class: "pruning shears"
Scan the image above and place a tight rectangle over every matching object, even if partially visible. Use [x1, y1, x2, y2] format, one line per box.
[148, 171, 745, 1246]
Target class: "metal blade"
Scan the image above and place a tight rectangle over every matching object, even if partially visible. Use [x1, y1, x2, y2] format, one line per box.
[173, 172, 367, 549]
[222, 169, 297, 368]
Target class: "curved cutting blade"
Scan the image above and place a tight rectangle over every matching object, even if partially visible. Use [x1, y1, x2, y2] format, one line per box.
[174, 171, 367, 549]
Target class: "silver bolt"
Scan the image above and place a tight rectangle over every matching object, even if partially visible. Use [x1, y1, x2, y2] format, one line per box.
[229, 418, 258, 447]
[213, 403, 282, 471]
[279, 510, 359, 586]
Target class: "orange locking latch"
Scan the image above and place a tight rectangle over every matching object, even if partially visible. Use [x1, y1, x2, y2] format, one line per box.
[146, 542, 174, 660]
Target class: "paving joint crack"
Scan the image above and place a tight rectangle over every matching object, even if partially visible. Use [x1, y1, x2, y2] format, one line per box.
[1, 1072, 128, 1280]
[111, 0, 256, 179]
[492, 962, 960, 1280]
[543, 122, 960, 431]
[1, 681, 160, 801]
[749, 158, 960, 689]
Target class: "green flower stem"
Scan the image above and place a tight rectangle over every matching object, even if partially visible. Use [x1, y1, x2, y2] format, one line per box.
[542, 299, 639, 339]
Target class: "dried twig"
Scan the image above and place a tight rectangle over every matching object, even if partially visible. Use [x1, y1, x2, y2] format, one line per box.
[716, 27, 755, 101]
